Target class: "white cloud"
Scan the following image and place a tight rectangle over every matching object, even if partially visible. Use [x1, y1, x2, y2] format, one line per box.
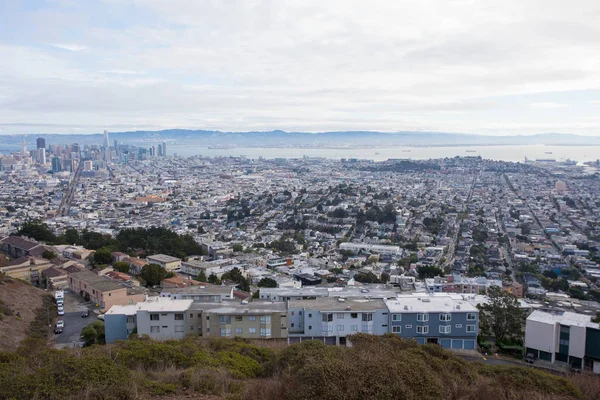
[48, 43, 89, 52]
[1, 1, 600, 135]
[531, 102, 568, 109]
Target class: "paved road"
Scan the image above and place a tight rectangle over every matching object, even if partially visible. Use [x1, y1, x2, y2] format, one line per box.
[53, 291, 96, 346]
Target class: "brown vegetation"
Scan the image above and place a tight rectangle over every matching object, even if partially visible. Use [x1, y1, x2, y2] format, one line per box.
[0, 333, 597, 400]
[0, 274, 55, 351]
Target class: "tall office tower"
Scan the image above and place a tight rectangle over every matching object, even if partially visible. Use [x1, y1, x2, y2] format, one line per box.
[72, 144, 80, 153]
[162, 141, 167, 156]
[55, 146, 63, 156]
[51, 157, 62, 173]
[114, 139, 118, 151]
[150, 146, 155, 157]
[36, 137, 46, 149]
[157, 144, 163, 157]
[49, 144, 56, 154]
[104, 130, 110, 149]
[38, 148, 46, 164]
[83, 160, 93, 170]
[21, 138, 27, 158]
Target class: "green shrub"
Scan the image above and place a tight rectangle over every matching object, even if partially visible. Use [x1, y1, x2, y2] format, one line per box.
[143, 380, 177, 395]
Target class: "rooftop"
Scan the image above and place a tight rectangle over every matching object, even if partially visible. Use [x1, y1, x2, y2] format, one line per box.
[290, 297, 387, 312]
[147, 254, 181, 263]
[386, 295, 478, 313]
[189, 300, 287, 315]
[69, 269, 124, 292]
[527, 309, 599, 328]
[136, 297, 193, 312]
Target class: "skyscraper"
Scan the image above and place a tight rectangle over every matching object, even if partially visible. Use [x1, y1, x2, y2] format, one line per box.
[38, 148, 46, 164]
[157, 144, 163, 157]
[162, 141, 167, 157]
[104, 130, 110, 161]
[37, 137, 46, 149]
[51, 157, 62, 173]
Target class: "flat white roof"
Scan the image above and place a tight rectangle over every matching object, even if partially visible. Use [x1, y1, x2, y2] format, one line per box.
[105, 305, 138, 316]
[136, 297, 193, 312]
[527, 310, 597, 328]
[387, 295, 478, 313]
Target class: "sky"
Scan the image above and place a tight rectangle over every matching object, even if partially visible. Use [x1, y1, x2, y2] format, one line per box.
[1, 0, 600, 136]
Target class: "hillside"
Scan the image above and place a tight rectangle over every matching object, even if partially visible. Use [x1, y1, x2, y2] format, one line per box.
[0, 274, 55, 351]
[0, 334, 598, 400]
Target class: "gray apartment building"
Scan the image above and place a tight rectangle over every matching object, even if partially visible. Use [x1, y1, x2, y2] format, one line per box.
[160, 285, 234, 303]
[385, 295, 479, 349]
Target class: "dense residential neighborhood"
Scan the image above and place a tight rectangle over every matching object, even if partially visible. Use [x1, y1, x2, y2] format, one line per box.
[1, 139, 600, 377]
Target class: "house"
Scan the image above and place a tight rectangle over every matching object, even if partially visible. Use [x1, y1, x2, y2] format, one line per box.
[0, 236, 43, 258]
[525, 310, 600, 373]
[135, 298, 193, 341]
[68, 269, 146, 310]
[385, 295, 479, 350]
[112, 252, 129, 263]
[146, 254, 181, 271]
[125, 257, 148, 275]
[504, 281, 524, 298]
[42, 266, 69, 289]
[160, 275, 201, 288]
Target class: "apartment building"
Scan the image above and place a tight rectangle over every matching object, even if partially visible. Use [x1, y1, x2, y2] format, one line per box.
[0, 257, 53, 286]
[188, 301, 288, 339]
[288, 298, 389, 346]
[105, 298, 287, 342]
[339, 242, 401, 255]
[160, 285, 234, 303]
[136, 298, 193, 341]
[385, 295, 479, 349]
[180, 258, 235, 277]
[259, 286, 397, 302]
[68, 269, 146, 310]
[0, 236, 45, 258]
[146, 254, 181, 271]
[525, 310, 600, 373]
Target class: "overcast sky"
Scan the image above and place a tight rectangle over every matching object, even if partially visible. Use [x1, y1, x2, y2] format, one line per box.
[1, 0, 600, 136]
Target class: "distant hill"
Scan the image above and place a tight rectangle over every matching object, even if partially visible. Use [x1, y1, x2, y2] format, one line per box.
[1, 129, 600, 150]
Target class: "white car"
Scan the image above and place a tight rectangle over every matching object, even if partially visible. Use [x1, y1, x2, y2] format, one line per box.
[57, 306, 65, 316]
[56, 320, 64, 329]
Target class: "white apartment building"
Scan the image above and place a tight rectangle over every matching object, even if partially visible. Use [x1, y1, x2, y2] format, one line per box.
[135, 298, 193, 341]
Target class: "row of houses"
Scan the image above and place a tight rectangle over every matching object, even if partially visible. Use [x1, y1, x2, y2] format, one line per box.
[105, 291, 480, 350]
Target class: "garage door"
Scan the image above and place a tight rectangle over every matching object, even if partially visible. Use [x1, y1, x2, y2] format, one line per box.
[440, 339, 451, 349]
[463, 340, 475, 350]
[452, 340, 463, 349]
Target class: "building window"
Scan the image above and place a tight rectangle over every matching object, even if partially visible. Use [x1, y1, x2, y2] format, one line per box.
[220, 316, 232, 324]
[322, 325, 334, 333]
[150, 326, 160, 333]
[126, 316, 135, 324]
[220, 328, 232, 337]
[362, 313, 373, 322]
[439, 314, 451, 321]
[337, 325, 344, 331]
[235, 316, 243, 322]
[299, 311, 302, 316]
[336, 313, 345, 320]
[150, 314, 159, 321]
[291, 311, 295, 316]
[249, 328, 256, 334]
[361, 325, 373, 333]
[350, 325, 358, 331]
[260, 328, 271, 337]
[455, 324, 463, 328]
[439, 325, 451, 334]
[190, 313, 193, 318]
[190, 325, 194, 330]
[392, 326, 402, 333]
[417, 314, 429, 322]
[308, 325, 312, 330]
[236, 328, 243, 335]
[466, 325, 475, 333]
[416, 325, 429, 334]
[162, 326, 168, 329]
[392, 314, 402, 321]
[322, 313, 333, 322]
[351, 313, 358, 318]
[175, 325, 185, 332]
[248, 316, 256, 321]
[467, 313, 476, 321]
[260, 315, 271, 323]
[175, 314, 184, 320]
[161, 313, 167, 316]
[308, 313, 312, 318]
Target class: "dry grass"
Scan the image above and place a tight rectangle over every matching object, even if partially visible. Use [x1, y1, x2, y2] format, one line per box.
[569, 373, 600, 400]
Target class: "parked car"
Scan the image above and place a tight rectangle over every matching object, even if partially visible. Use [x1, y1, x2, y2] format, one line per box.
[525, 353, 535, 364]
[81, 310, 89, 318]
[54, 326, 63, 334]
[55, 320, 64, 334]
[57, 306, 65, 316]
[97, 314, 105, 321]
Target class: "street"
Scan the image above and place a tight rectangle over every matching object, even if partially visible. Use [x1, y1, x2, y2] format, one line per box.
[52, 290, 95, 346]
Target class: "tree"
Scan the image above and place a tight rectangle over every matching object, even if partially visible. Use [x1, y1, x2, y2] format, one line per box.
[93, 247, 113, 265]
[140, 263, 168, 287]
[477, 286, 525, 344]
[113, 261, 130, 274]
[81, 321, 105, 346]
[232, 243, 243, 252]
[208, 273, 221, 285]
[417, 265, 444, 279]
[258, 277, 277, 288]
[353, 272, 379, 284]
[196, 270, 207, 282]
[41, 250, 58, 260]
[221, 267, 250, 292]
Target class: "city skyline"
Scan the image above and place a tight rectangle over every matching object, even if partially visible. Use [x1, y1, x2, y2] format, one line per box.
[1, 1, 600, 136]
